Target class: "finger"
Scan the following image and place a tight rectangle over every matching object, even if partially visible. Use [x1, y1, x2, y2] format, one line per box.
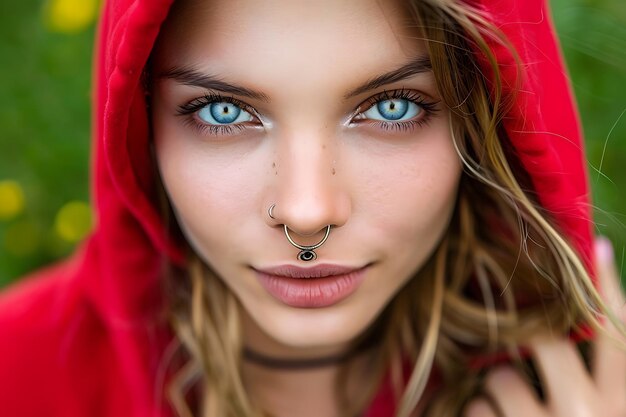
[464, 398, 498, 417]
[527, 336, 595, 415]
[483, 366, 546, 417]
[592, 237, 626, 409]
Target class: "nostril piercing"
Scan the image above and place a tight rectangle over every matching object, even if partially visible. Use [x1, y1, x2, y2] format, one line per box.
[268, 204, 276, 220]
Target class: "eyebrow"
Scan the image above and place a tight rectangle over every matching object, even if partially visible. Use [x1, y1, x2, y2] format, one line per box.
[158, 54, 432, 102]
[343, 55, 432, 99]
[159, 66, 271, 102]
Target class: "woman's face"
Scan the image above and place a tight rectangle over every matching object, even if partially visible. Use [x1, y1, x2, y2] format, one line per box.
[152, 0, 461, 354]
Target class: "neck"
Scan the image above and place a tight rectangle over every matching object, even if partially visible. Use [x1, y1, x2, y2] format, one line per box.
[242, 334, 379, 371]
[242, 347, 376, 417]
[239, 310, 379, 417]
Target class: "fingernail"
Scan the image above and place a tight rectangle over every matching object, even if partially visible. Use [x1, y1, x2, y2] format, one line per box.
[595, 236, 614, 265]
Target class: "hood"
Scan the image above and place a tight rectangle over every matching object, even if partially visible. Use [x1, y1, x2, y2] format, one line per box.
[82, 0, 592, 414]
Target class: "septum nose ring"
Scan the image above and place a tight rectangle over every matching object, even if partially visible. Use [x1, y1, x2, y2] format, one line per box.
[268, 204, 331, 262]
[284, 224, 331, 262]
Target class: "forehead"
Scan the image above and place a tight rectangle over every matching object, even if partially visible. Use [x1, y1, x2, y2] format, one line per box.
[155, 0, 424, 69]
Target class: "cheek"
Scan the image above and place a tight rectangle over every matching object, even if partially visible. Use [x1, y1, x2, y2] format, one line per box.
[348, 127, 461, 304]
[152, 117, 267, 250]
[352, 129, 462, 248]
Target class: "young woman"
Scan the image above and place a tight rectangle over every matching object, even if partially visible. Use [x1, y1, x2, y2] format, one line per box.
[0, 0, 624, 416]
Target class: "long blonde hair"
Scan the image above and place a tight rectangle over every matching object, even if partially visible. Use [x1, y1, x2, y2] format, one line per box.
[161, 1, 623, 416]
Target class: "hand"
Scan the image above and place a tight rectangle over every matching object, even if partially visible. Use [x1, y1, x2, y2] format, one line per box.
[464, 237, 626, 417]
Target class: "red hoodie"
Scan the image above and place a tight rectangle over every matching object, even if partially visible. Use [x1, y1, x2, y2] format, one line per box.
[0, 0, 593, 416]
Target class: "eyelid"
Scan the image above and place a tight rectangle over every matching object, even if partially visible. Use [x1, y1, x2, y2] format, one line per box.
[357, 88, 435, 111]
[177, 92, 262, 121]
[177, 93, 265, 137]
[349, 88, 440, 123]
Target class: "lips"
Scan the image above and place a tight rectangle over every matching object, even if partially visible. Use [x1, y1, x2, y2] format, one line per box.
[254, 264, 368, 308]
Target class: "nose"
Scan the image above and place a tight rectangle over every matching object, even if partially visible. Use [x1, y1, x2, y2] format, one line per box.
[266, 129, 351, 238]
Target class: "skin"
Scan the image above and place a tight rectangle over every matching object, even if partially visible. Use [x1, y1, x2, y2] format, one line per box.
[149, 0, 626, 415]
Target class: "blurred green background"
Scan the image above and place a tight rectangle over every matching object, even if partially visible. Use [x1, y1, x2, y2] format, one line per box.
[0, 0, 624, 287]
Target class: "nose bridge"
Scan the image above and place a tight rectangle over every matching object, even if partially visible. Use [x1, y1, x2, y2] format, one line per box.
[274, 127, 348, 235]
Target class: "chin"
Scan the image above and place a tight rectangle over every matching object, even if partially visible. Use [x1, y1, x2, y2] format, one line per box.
[250, 297, 385, 351]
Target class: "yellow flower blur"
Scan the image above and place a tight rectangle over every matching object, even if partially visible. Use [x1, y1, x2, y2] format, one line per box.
[0, 180, 25, 221]
[54, 201, 93, 242]
[45, 0, 99, 34]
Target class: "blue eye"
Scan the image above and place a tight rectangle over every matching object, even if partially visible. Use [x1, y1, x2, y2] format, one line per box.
[363, 98, 421, 122]
[197, 102, 254, 125]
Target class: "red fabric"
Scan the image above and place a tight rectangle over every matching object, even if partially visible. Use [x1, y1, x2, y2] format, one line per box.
[0, 0, 593, 415]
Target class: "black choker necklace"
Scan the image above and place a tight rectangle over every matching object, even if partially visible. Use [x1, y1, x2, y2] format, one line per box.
[242, 338, 379, 371]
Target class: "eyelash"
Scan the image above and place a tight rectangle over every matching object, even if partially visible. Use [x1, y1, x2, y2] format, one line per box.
[177, 93, 257, 136]
[176, 89, 440, 137]
[353, 88, 440, 132]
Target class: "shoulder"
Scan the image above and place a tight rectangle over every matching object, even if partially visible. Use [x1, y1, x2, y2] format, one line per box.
[0, 255, 87, 341]
[0, 257, 114, 416]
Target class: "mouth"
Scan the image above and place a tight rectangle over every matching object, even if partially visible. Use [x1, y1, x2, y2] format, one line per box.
[253, 264, 369, 308]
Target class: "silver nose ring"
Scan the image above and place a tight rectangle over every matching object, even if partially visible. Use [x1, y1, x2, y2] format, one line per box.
[269, 204, 331, 261]
[268, 204, 277, 220]
[284, 225, 331, 262]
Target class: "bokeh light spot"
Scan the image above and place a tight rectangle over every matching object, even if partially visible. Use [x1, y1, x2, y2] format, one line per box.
[0, 180, 25, 221]
[54, 201, 93, 242]
[4, 220, 40, 256]
[45, 0, 99, 34]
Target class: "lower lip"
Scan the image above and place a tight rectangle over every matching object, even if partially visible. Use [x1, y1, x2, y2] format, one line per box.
[255, 268, 367, 308]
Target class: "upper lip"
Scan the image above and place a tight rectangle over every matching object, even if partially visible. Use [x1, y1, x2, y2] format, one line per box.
[254, 264, 367, 279]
